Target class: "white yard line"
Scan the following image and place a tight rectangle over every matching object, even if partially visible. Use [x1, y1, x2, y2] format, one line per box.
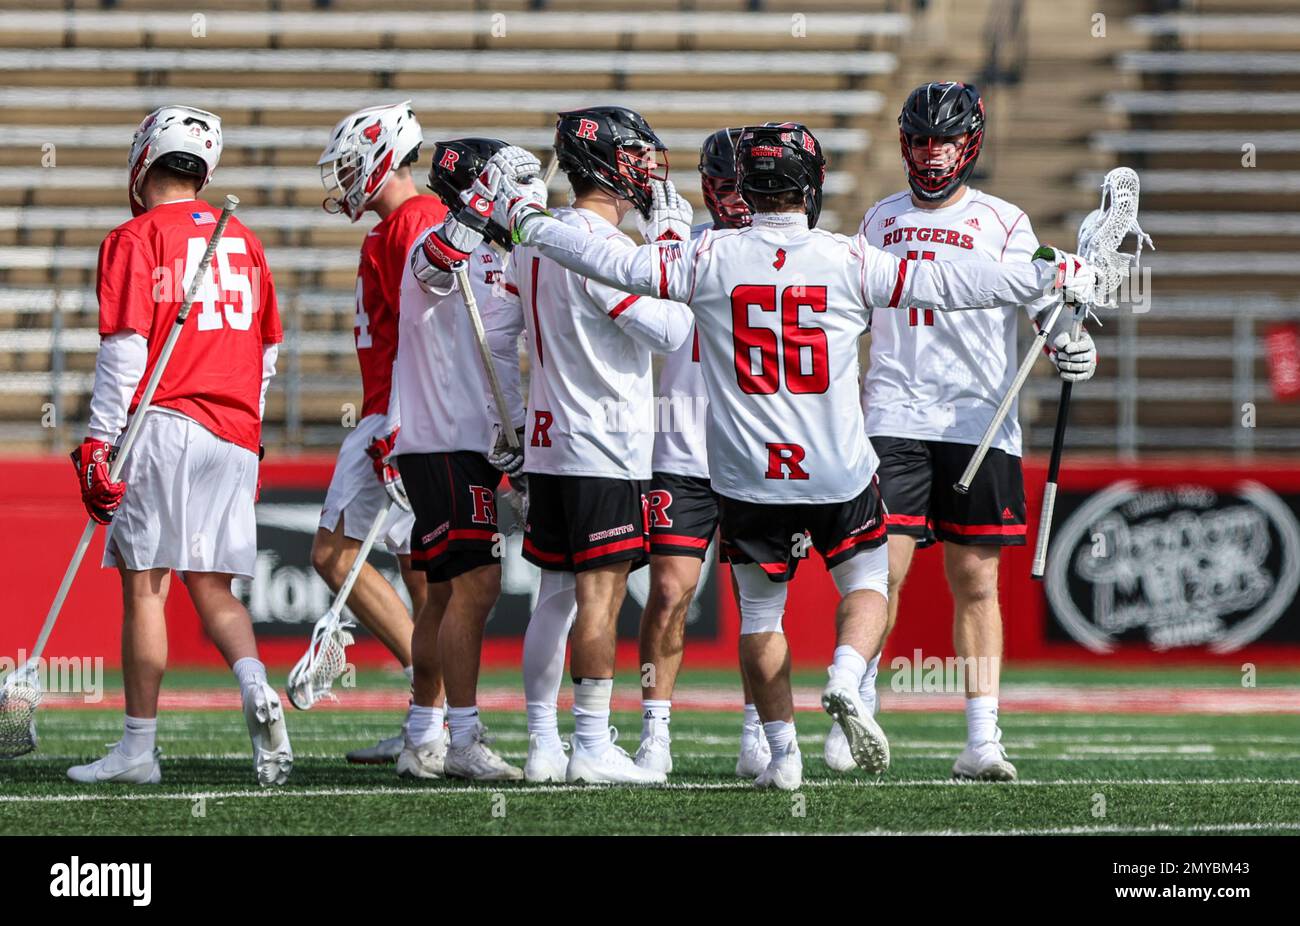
[3, 777, 1298, 804]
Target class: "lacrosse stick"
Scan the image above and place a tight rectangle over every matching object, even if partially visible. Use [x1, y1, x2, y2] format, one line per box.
[542, 154, 559, 187]
[1032, 167, 1152, 579]
[454, 265, 520, 452]
[0, 195, 239, 758]
[286, 503, 395, 709]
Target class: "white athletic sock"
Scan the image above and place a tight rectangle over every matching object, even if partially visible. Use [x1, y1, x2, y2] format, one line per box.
[446, 705, 480, 749]
[860, 653, 881, 714]
[523, 569, 577, 742]
[120, 715, 156, 758]
[742, 703, 761, 728]
[966, 696, 999, 747]
[232, 657, 267, 693]
[404, 704, 446, 748]
[572, 677, 613, 753]
[763, 720, 797, 756]
[641, 699, 671, 740]
[830, 645, 868, 689]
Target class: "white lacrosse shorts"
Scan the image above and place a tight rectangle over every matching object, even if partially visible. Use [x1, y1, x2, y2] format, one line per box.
[103, 409, 259, 578]
[318, 413, 414, 556]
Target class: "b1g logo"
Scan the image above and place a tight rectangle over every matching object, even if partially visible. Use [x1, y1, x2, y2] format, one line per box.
[1044, 481, 1300, 653]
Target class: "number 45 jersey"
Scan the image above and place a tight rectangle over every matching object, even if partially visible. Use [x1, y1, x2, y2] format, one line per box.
[859, 189, 1048, 458]
[95, 199, 281, 453]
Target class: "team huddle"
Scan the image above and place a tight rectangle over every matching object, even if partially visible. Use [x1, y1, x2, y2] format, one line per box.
[69, 81, 1099, 791]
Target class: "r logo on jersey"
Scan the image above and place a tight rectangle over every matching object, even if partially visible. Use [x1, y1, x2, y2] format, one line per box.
[576, 119, 599, 141]
[645, 489, 674, 528]
[773, 248, 786, 270]
[531, 410, 554, 447]
[764, 443, 809, 480]
[439, 149, 460, 171]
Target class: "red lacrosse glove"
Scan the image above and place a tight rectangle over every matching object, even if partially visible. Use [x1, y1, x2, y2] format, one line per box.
[365, 427, 411, 511]
[70, 437, 125, 525]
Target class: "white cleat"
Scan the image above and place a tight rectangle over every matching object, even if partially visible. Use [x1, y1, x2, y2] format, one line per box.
[823, 722, 857, 773]
[634, 719, 673, 775]
[397, 735, 448, 779]
[346, 732, 404, 765]
[524, 734, 569, 783]
[243, 681, 293, 787]
[953, 730, 1018, 782]
[567, 729, 666, 786]
[67, 744, 161, 785]
[754, 747, 803, 791]
[735, 722, 771, 779]
[445, 725, 524, 782]
[822, 674, 890, 775]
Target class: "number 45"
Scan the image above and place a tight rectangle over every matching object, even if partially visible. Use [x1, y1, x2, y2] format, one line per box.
[184, 236, 254, 331]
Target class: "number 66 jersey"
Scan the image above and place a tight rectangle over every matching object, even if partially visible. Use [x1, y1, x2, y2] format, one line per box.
[95, 198, 282, 453]
[519, 209, 1062, 506]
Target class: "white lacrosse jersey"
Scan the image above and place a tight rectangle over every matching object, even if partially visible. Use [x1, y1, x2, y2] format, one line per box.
[651, 223, 713, 479]
[502, 206, 692, 480]
[859, 188, 1053, 457]
[519, 210, 1061, 504]
[393, 239, 523, 456]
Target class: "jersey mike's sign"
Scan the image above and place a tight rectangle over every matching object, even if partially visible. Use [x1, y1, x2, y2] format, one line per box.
[1043, 480, 1300, 653]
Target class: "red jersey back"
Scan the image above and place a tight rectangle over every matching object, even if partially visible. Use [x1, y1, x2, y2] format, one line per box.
[96, 199, 282, 453]
[354, 193, 448, 418]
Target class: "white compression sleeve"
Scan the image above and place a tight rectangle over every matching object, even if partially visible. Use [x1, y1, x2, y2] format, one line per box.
[87, 331, 147, 443]
[732, 563, 789, 635]
[259, 343, 278, 422]
[829, 544, 889, 598]
[523, 569, 578, 733]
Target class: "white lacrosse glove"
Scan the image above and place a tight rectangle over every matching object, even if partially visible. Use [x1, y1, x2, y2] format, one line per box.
[411, 212, 484, 288]
[486, 145, 542, 186]
[499, 474, 528, 536]
[487, 423, 526, 476]
[1052, 329, 1097, 383]
[635, 179, 693, 242]
[1034, 246, 1097, 305]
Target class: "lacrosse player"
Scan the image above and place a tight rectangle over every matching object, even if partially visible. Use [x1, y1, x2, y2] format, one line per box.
[836, 83, 1097, 782]
[476, 107, 692, 785]
[634, 128, 771, 779]
[490, 123, 1096, 789]
[388, 138, 532, 781]
[68, 106, 290, 786]
[314, 103, 448, 763]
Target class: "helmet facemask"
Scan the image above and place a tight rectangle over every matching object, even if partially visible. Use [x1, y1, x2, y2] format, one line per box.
[900, 127, 982, 202]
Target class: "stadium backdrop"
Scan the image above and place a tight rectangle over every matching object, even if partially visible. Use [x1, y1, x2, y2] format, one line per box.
[5, 457, 1299, 668]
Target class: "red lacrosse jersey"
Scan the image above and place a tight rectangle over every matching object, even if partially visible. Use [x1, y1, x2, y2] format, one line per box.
[96, 199, 282, 453]
[354, 193, 448, 418]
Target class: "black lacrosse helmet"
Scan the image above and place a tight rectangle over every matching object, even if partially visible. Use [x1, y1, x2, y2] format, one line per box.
[427, 137, 514, 249]
[734, 122, 826, 228]
[898, 81, 985, 203]
[554, 106, 668, 219]
[698, 127, 751, 229]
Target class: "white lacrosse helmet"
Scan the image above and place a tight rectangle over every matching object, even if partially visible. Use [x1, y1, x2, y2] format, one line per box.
[318, 101, 424, 221]
[127, 105, 223, 217]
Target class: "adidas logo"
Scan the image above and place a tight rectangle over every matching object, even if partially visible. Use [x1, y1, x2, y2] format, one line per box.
[1001, 506, 1014, 520]
[965, 217, 981, 230]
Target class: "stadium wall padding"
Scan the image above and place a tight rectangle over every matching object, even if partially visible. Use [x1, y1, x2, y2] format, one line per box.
[5, 456, 1300, 670]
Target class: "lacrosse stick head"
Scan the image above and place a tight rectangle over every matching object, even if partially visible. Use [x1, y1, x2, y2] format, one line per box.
[0, 662, 42, 758]
[1078, 166, 1154, 308]
[286, 611, 355, 711]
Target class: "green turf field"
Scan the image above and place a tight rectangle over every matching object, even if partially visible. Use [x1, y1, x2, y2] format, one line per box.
[4, 668, 1299, 835]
